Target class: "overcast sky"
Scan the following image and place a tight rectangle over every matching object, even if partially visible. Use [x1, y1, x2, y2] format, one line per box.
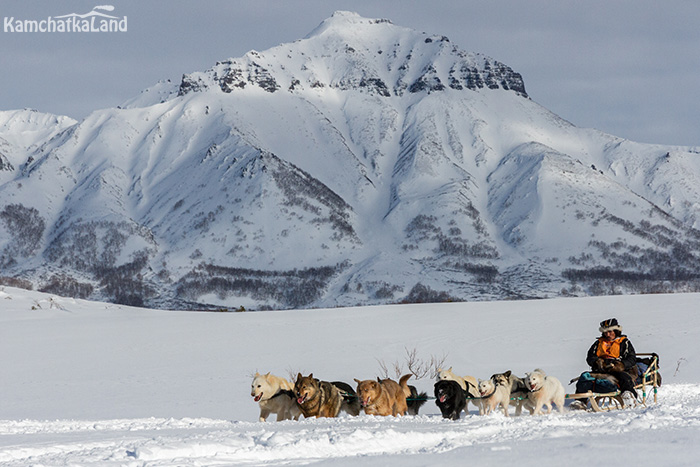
[1, 0, 698, 146]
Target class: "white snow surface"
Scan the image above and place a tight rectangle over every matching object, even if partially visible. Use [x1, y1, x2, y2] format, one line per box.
[1, 287, 698, 466]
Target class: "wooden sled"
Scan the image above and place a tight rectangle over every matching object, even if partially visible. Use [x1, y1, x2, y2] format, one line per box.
[566, 353, 660, 412]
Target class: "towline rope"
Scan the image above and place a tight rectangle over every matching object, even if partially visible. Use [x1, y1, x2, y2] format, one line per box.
[339, 392, 528, 402]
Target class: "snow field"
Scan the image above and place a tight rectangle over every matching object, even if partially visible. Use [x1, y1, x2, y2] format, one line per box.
[1, 287, 699, 465]
[2, 385, 700, 466]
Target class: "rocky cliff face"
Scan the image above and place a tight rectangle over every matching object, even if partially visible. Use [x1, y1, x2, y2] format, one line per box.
[1, 12, 700, 309]
[178, 12, 527, 100]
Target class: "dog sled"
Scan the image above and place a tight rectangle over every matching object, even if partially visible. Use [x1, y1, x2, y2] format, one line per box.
[566, 353, 661, 412]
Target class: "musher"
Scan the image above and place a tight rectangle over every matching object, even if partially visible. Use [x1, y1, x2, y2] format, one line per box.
[570, 318, 638, 410]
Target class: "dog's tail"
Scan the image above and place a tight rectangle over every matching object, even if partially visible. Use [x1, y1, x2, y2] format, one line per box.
[406, 385, 428, 415]
[464, 380, 480, 399]
[399, 373, 412, 398]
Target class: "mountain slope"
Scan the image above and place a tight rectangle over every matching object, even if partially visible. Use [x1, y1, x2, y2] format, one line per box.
[1, 11, 700, 309]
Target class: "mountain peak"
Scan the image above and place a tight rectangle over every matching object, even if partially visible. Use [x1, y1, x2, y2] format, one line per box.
[176, 12, 528, 99]
[304, 11, 394, 39]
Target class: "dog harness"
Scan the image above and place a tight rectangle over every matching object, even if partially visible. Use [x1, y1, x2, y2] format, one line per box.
[596, 336, 627, 359]
[270, 389, 294, 400]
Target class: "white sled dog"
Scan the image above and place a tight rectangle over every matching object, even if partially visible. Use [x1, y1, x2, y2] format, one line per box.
[251, 372, 301, 422]
[477, 374, 511, 417]
[437, 367, 479, 412]
[525, 369, 566, 415]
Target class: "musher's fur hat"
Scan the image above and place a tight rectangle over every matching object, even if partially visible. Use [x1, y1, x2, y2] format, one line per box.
[599, 318, 622, 333]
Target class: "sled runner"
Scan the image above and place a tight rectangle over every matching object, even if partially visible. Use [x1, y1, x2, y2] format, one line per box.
[566, 353, 660, 412]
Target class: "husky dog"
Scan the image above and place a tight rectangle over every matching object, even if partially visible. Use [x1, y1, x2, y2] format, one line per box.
[492, 370, 534, 415]
[407, 384, 428, 415]
[294, 373, 344, 418]
[436, 367, 479, 412]
[330, 380, 362, 416]
[525, 369, 566, 415]
[250, 372, 301, 422]
[354, 374, 412, 416]
[478, 374, 511, 417]
[434, 379, 466, 420]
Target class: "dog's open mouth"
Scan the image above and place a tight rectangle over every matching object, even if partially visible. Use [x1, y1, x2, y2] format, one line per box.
[361, 397, 370, 407]
[254, 393, 262, 402]
[297, 394, 307, 405]
[439, 394, 447, 403]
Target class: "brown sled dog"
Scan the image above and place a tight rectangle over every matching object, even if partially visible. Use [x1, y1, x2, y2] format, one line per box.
[294, 373, 344, 418]
[354, 374, 412, 416]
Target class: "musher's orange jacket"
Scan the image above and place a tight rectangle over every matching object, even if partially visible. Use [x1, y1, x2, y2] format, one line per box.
[586, 334, 637, 370]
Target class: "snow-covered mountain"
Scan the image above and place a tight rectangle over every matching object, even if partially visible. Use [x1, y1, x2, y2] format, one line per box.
[2, 11, 700, 310]
[0, 109, 76, 184]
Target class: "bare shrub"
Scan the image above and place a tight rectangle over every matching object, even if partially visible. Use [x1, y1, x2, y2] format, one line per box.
[377, 347, 447, 380]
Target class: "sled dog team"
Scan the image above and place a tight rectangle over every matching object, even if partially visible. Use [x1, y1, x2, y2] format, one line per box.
[251, 366, 566, 422]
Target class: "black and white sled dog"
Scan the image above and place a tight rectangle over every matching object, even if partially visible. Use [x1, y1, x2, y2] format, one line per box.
[491, 370, 534, 415]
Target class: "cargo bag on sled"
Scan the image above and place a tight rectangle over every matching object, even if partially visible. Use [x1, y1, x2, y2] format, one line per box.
[574, 371, 618, 394]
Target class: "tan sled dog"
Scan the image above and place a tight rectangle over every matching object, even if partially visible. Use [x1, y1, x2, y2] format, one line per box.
[251, 372, 301, 422]
[525, 368, 566, 415]
[437, 367, 479, 411]
[354, 374, 412, 416]
[294, 373, 343, 418]
[478, 373, 511, 417]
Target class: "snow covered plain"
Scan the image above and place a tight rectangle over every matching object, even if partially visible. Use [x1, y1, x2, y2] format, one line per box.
[1, 287, 698, 465]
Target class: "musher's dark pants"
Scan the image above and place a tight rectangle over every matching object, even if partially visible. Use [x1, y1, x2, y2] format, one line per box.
[606, 370, 637, 397]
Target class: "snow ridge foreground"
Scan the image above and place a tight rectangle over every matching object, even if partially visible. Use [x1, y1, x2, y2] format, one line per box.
[1, 385, 700, 466]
